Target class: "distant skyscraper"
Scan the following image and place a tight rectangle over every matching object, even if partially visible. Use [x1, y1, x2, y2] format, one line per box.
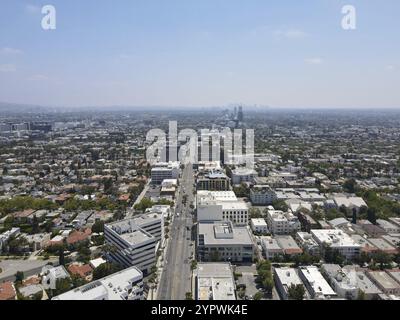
[238, 106, 244, 122]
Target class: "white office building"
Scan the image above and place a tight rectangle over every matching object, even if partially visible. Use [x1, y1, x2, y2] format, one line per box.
[231, 168, 257, 185]
[105, 219, 157, 274]
[151, 162, 180, 185]
[197, 221, 254, 263]
[197, 191, 249, 226]
[53, 266, 144, 300]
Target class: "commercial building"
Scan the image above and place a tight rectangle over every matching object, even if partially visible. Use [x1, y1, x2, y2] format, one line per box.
[197, 170, 230, 191]
[104, 219, 157, 274]
[195, 263, 236, 300]
[197, 221, 254, 263]
[196, 191, 249, 226]
[250, 185, 276, 205]
[274, 267, 306, 300]
[310, 229, 361, 260]
[151, 162, 180, 185]
[53, 266, 144, 300]
[231, 168, 257, 185]
[298, 266, 337, 299]
[266, 209, 301, 235]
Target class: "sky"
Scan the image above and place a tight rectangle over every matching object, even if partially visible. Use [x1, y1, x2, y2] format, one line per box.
[0, 0, 399, 108]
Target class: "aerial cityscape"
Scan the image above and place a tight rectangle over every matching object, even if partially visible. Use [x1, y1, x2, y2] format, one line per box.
[1, 0, 400, 307]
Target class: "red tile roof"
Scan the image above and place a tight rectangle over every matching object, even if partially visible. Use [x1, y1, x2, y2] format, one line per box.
[66, 229, 92, 245]
[68, 264, 93, 278]
[0, 282, 16, 301]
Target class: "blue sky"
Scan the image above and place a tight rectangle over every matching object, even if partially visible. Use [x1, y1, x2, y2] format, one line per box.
[0, 0, 399, 108]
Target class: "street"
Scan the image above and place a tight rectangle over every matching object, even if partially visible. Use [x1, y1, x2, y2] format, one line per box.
[157, 163, 195, 300]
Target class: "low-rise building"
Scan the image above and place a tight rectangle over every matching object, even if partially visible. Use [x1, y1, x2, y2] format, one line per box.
[275, 235, 303, 257]
[366, 238, 397, 255]
[261, 236, 284, 259]
[41, 265, 70, 290]
[231, 168, 257, 185]
[195, 263, 236, 300]
[366, 271, 400, 295]
[321, 264, 359, 299]
[250, 218, 268, 234]
[311, 229, 361, 260]
[197, 170, 230, 191]
[376, 219, 400, 234]
[274, 267, 306, 300]
[53, 266, 144, 300]
[250, 185, 276, 205]
[295, 232, 320, 256]
[298, 266, 337, 299]
[266, 209, 301, 235]
[197, 221, 254, 263]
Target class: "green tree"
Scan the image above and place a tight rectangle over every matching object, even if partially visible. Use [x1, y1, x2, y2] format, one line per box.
[185, 292, 193, 300]
[15, 271, 24, 284]
[358, 289, 366, 300]
[287, 284, 306, 300]
[91, 220, 105, 233]
[253, 291, 264, 300]
[92, 262, 121, 280]
[367, 208, 377, 225]
[343, 179, 357, 194]
[134, 197, 154, 212]
[52, 277, 73, 296]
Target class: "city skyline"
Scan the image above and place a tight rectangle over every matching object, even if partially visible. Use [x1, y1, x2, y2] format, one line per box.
[0, 0, 399, 108]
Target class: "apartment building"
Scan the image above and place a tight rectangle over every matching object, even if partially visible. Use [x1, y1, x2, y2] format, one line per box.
[250, 185, 276, 205]
[266, 209, 301, 235]
[311, 229, 361, 260]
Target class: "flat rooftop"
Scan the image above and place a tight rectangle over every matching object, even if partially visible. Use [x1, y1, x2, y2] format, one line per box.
[367, 271, 400, 290]
[198, 222, 253, 246]
[53, 266, 143, 300]
[299, 266, 336, 297]
[311, 229, 360, 248]
[197, 263, 235, 301]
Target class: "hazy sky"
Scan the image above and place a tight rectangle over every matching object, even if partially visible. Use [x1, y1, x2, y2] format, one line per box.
[0, 0, 399, 108]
